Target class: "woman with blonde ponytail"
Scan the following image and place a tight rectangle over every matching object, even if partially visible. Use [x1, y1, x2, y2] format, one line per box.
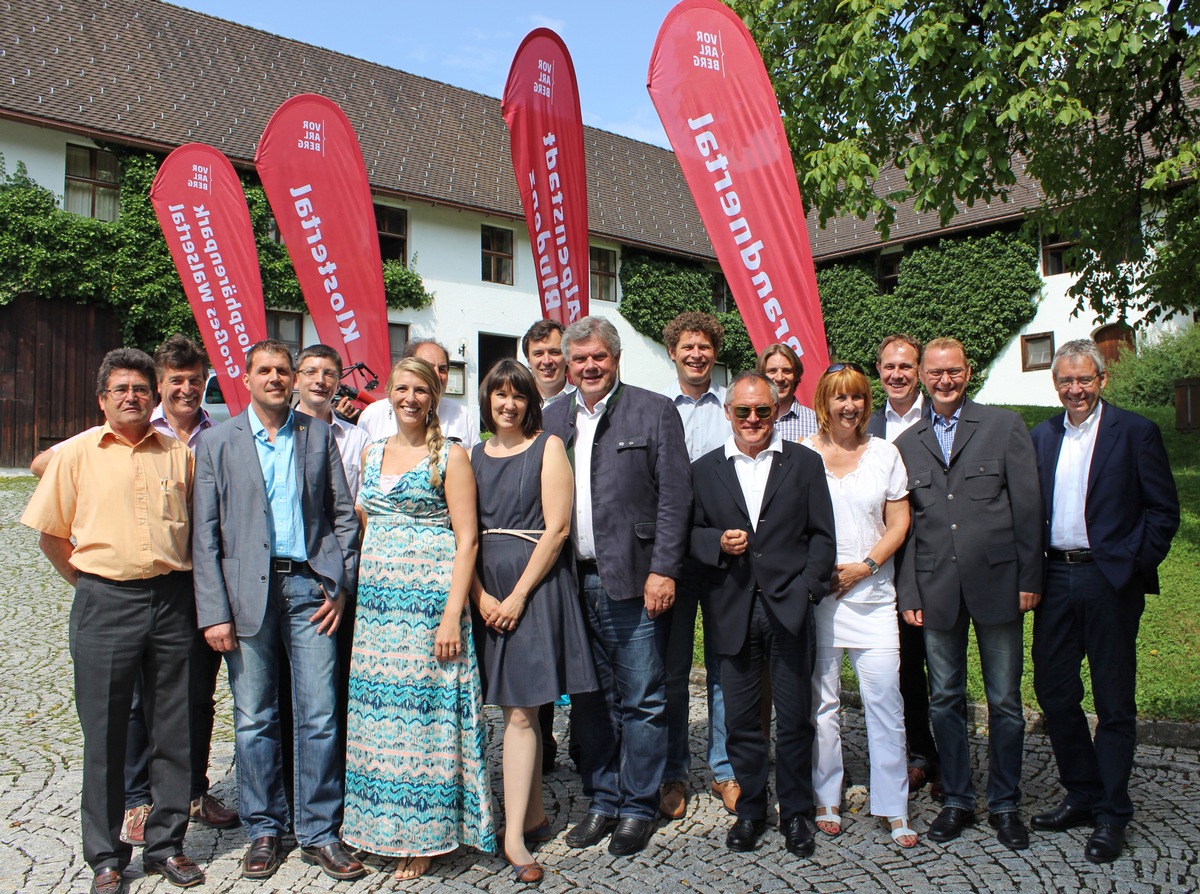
[341, 357, 495, 881]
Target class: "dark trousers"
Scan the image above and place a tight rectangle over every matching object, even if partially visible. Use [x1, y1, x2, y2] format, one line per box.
[125, 634, 224, 807]
[898, 611, 939, 770]
[1033, 561, 1144, 827]
[721, 595, 816, 823]
[70, 572, 193, 871]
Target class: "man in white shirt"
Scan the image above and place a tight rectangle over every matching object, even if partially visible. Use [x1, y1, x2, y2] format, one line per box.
[658, 312, 738, 820]
[294, 345, 371, 498]
[689, 371, 836, 856]
[522, 319, 576, 407]
[866, 333, 938, 795]
[356, 339, 479, 449]
[1029, 339, 1178, 863]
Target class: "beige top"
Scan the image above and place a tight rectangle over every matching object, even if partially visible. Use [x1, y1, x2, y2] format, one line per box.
[21, 423, 195, 580]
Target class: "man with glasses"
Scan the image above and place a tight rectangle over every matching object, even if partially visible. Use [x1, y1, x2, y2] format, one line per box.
[893, 337, 1043, 851]
[690, 370, 835, 856]
[1029, 340, 1178, 863]
[22, 348, 205, 893]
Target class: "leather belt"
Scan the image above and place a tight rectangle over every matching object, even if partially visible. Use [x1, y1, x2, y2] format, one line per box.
[1047, 548, 1093, 564]
[270, 557, 310, 574]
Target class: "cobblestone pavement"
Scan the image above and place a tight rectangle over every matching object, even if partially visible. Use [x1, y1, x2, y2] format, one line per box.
[2, 474, 1198, 893]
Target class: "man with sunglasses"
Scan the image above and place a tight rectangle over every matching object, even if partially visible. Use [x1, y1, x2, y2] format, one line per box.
[23, 348, 205, 893]
[1028, 340, 1178, 863]
[893, 337, 1043, 851]
[690, 370, 835, 856]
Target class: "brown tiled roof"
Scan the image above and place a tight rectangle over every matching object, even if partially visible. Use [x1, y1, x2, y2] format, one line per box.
[0, 0, 715, 258]
[0, 0, 1046, 264]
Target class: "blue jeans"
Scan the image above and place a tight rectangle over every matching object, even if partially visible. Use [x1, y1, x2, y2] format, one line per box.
[923, 607, 1025, 814]
[664, 584, 733, 783]
[572, 570, 668, 821]
[225, 567, 342, 847]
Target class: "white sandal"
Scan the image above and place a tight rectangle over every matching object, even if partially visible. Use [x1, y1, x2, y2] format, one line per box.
[815, 807, 841, 836]
[887, 816, 918, 849]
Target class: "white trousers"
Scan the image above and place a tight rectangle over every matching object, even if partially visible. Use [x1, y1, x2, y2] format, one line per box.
[811, 645, 909, 818]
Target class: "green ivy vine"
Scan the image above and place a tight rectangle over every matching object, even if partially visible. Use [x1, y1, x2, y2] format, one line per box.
[0, 150, 434, 350]
[619, 232, 1042, 390]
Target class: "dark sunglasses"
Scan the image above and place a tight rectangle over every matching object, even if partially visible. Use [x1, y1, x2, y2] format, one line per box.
[731, 405, 774, 420]
[824, 362, 865, 375]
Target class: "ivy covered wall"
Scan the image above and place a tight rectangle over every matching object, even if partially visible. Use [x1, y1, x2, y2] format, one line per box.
[619, 232, 1043, 388]
[0, 150, 433, 351]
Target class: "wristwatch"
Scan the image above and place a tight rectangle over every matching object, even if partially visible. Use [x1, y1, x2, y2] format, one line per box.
[863, 557, 879, 575]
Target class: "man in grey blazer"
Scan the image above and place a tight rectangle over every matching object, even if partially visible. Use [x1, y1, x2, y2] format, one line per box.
[192, 339, 363, 882]
[894, 337, 1043, 851]
[542, 316, 692, 857]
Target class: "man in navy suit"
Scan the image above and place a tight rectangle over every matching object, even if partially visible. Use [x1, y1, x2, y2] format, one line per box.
[1029, 339, 1179, 863]
[542, 316, 692, 857]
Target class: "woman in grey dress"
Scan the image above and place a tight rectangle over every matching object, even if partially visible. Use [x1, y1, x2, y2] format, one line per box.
[470, 360, 596, 883]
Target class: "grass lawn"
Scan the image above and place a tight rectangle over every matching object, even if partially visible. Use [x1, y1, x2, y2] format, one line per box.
[693, 404, 1200, 722]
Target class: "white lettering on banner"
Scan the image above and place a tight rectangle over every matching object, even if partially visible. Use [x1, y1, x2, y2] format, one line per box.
[187, 163, 211, 192]
[686, 113, 803, 355]
[534, 58, 553, 99]
[298, 119, 323, 154]
[693, 30, 724, 75]
[166, 202, 246, 380]
[525, 131, 581, 321]
[288, 183, 360, 343]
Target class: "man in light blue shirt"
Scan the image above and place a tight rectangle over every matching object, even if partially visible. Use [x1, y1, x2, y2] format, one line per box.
[658, 312, 739, 819]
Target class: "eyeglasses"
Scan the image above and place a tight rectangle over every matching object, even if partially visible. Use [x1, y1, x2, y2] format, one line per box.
[924, 367, 968, 381]
[104, 385, 153, 398]
[1054, 375, 1099, 389]
[825, 362, 865, 375]
[298, 367, 339, 382]
[731, 405, 774, 420]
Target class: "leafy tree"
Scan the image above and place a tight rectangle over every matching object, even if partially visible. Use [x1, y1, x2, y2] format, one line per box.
[731, 0, 1200, 323]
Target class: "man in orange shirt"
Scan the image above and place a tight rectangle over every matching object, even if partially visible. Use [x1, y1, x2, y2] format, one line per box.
[22, 348, 204, 894]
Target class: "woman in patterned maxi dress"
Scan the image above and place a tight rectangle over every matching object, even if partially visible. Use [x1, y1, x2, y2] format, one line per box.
[342, 357, 495, 881]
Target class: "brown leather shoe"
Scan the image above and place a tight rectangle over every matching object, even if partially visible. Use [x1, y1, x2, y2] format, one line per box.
[190, 793, 239, 829]
[242, 836, 283, 879]
[711, 778, 741, 815]
[659, 781, 687, 819]
[120, 804, 150, 846]
[300, 841, 366, 880]
[143, 853, 205, 888]
[90, 867, 124, 894]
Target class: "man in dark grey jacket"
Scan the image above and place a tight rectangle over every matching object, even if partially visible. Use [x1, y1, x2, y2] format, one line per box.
[542, 316, 692, 857]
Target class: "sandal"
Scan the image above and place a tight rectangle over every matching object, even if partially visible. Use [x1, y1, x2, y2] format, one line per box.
[393, 855, 431, 880]
[886, 816, 919, 849]
[503, 847, 544, 884]
[523, 818, 554, 843]
[815, 806, 841, 836]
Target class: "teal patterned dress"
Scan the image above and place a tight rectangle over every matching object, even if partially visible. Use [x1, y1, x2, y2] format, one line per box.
[342, 442, 495, 857]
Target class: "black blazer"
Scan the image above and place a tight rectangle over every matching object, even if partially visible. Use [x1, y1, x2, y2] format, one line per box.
[542, 382, 692, 601]
[689, 440, 836, 656]
[1030, 401, 1179, 595]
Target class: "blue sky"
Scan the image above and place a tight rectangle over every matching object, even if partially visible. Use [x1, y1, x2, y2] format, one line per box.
[171, 0, 680, 147]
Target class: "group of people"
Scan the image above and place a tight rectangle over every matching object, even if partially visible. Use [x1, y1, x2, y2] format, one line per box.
[21, 311, 1179, 894]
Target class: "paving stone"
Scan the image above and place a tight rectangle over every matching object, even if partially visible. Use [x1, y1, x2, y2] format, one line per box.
[1, 474, 1198, 893]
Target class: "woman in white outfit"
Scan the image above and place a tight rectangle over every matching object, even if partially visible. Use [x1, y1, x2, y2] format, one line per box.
[803, 363, 916, 848]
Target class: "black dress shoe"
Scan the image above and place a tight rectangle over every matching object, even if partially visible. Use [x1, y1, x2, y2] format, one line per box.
[1031, 802, 1095, 831]
[143, 854, 204, 888]
[927, 806, 976, 843]
[301, 842, 367, 880]
[1085, 824, 1125, 863]
[782, 815, 816, 857]
[989, 812, 1029, 850]
[608, 817, 655, 856]
[565, 813, 618, 848]
[725, 817, 767, 852]
[90, 868, 125, 894]
[242, 835, 283, 879]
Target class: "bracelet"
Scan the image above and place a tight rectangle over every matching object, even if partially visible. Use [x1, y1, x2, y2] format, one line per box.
[863, 557, 879, 575]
